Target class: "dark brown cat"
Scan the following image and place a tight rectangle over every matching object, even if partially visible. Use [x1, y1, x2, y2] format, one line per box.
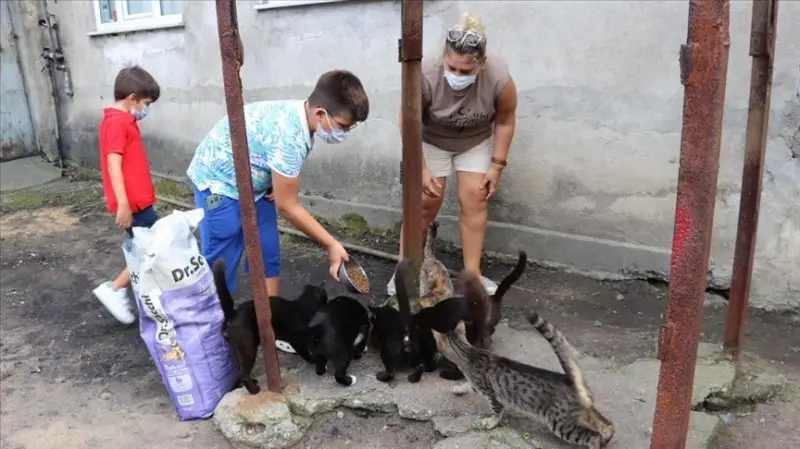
[371, 218, 527, 383]
[432, 271, 615, 449]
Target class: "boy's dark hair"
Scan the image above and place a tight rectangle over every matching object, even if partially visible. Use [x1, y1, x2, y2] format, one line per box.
[114, 65, 161, 102]
[308, 70, 369, 123]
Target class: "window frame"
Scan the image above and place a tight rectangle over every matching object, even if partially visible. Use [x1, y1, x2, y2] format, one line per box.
[254, 0, 349, 11]
[89, 0, 184, 37]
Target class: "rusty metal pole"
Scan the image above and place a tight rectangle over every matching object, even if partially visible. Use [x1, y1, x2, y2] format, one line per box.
[400, 0, 424, 274]
[723, 0, 780, 362]
[214, 0, 281, 392]
[650, 1, 731, 448]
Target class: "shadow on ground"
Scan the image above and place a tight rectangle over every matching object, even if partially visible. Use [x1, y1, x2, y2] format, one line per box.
[0, 179, 798, 449]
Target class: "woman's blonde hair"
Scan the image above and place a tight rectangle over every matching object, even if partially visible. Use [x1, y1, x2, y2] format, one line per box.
[445, 12, 487, 59]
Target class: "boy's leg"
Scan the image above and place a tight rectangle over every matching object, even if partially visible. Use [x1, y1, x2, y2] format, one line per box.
[242, 195, 281, 295]
[241, 194, 291, 352]
[256, 196, 281, 296]
[94, 206, 160, 325]
[110, 268, 131, 291]
[193, 186, 245, 293]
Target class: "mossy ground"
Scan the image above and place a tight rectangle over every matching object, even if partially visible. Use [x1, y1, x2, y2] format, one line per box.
[0, 166, 103, 215]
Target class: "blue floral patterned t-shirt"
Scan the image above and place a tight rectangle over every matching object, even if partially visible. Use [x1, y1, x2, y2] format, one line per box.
[187, 100, 313, 200]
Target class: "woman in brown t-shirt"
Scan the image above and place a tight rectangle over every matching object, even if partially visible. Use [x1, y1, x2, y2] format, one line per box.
[389, 12, 518, 296]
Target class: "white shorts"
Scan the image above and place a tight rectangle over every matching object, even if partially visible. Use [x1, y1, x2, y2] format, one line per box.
[423, 138, 493, 178]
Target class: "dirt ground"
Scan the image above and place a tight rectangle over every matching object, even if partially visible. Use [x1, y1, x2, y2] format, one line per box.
[1, 179, 798, 449]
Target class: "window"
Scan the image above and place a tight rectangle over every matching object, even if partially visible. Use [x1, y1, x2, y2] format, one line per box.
[255, 0, 348, 11]
[91, 0, 183, 35]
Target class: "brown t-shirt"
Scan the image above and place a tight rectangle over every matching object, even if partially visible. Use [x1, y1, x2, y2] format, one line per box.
[421, 54, 511, 153]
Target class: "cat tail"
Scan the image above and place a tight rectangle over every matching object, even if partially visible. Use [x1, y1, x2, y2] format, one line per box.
[212, 259, 236, 322]
[488, 251, 527, 330]
[527, 311, 593, 409]
[394, 258, 415, 323]
[423, 220, 440, 259]
[459, 269, 490, 344]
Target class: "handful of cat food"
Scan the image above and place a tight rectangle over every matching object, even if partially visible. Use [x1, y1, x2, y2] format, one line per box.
[339, 257, 370, 293]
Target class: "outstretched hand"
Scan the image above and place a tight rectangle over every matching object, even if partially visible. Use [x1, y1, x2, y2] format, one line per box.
[326, 241, 349, 281]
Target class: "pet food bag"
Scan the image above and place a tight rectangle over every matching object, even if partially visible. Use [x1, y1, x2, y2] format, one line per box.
[122, 208, 238, 421]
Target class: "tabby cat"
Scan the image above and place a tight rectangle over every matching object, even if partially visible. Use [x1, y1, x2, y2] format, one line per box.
[432, 270, 615, 449]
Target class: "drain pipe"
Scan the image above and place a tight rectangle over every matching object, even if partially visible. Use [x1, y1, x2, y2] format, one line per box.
[39, 0, 67, 172]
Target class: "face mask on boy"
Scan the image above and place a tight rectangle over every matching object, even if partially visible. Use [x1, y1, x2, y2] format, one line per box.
[131, 104, 151, 121]
[315, 111, 347, 144]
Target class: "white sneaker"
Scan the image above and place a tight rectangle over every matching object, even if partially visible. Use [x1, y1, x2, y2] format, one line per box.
[386, 274, 397, 296]
[481, 276, 498, 296]
[93, 282, 136, 325]
[387, 273, 497, 296]
[275, 340, 297, 354]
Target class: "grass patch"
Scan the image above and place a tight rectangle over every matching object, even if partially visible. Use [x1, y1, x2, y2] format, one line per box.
[153, 178, 192, 202]
[1, 189, 49, 210]
[65, 165, 102, 182]
[0, 182, 104, 214]
[340, 213, 369, 234]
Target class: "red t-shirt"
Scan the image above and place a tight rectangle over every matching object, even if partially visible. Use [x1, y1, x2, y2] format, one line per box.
[98, 108, 156, 213]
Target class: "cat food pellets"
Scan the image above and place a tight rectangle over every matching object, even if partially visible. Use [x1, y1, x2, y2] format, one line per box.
[346, 267, 370, 293]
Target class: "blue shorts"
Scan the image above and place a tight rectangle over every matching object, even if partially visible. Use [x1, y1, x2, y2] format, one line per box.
[125, 206, 159, 238]
[193, 185, 281, 293]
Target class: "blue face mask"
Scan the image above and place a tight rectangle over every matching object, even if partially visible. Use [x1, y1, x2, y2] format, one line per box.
[444, 71, 476, 92]
[315, 112, 347, 144]
[131, 104, 151, 121]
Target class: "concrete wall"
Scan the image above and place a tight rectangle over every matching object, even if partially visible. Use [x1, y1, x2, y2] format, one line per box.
[24, 0, 800, 309]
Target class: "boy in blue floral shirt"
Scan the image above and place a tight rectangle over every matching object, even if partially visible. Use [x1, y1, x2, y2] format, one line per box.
[187, 70, 368, 301]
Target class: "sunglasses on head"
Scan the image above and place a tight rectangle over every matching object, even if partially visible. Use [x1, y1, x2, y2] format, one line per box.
[446, 28, 483, 47]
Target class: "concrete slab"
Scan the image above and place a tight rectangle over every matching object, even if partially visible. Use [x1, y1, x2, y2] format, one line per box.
[214, 323, 735, 449]
[0, 156, 61, 192]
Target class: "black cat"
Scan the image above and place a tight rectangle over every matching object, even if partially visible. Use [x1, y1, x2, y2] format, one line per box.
[370, 258, 472, 383]
[307, 295, 371, 386]
[371, 252, 527, 383]
[213, 258, 328, 394]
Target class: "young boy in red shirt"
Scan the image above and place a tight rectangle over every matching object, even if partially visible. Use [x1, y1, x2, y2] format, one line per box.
[93, 65, 160, 325]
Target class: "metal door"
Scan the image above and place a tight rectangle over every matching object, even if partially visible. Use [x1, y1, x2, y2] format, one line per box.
[0, 1, 38, 161]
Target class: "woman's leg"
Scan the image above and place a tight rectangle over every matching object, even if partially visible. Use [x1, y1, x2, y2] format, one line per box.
[398, 178, 447, 260]
[453, 139, 497, 294]
[455, 171, 488, 276]
[389, 143, 453, 295]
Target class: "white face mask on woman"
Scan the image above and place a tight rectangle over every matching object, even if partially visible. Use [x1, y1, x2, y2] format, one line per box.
[444, 71, 476, 91]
